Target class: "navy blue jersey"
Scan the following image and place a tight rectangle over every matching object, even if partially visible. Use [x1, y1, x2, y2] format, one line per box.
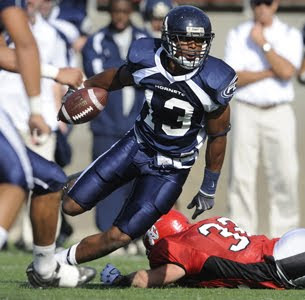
[127, 38, 237, 159]
[57, 0, 88, 35]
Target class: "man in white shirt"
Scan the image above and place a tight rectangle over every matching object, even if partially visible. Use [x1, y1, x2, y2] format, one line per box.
[224, 0, 303, 237]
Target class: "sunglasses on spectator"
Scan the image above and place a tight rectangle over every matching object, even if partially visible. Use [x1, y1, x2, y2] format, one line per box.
[251, 0, 273, 6]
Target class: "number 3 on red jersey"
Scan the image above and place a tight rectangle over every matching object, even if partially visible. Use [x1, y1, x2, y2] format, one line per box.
[198, 217, 250, 252]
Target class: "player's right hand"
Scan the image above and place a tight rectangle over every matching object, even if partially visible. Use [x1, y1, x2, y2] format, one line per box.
[28, 114, 50, 145]
[55, 67, 83, 89]
[187, 191, 215, 220]
[101, 263, 121, 285]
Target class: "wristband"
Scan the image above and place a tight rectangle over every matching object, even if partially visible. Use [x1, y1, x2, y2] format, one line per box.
[41, 63, 59, 79]
[200, 168, 220, 196]
[29, 95, 42, 114]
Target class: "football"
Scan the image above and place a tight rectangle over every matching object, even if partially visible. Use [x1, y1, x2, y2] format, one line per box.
[57, 87, 108, 124]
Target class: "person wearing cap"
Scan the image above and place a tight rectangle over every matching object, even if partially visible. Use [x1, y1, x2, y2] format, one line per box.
[101, 209, 305, 289]
[140, 0, 174, 38]
[224, 0, 303, 237]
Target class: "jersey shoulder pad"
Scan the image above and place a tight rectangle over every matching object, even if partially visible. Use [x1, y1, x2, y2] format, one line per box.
[127, 38, 161, 68]
[200, 56, 237, 106]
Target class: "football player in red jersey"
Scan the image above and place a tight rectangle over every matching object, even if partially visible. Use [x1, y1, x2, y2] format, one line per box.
[101, 209, 305, 289]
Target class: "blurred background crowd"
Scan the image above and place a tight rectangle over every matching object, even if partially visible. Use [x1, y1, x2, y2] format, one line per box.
[4, 0, 305, 256]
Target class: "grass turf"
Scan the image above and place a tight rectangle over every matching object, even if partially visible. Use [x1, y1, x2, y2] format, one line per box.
[1, 246, 305, 300]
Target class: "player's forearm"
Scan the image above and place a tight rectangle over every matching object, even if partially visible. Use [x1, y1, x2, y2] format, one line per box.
[205, 136, 227, 172]
[84, 68, 124, 91]
[0, 47, 61, 81]
[236, 70, 274, 87]
[15, 44, 41, 97]
[0, 46, 17, 72]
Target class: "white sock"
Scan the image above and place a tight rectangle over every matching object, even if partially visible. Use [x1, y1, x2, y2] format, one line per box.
[55, 247, 69, 264]
[33, 243, 57, 279]
[0, 226, 8, 249]
[55, 242, 79, 265]
[67, 243, 79, 265]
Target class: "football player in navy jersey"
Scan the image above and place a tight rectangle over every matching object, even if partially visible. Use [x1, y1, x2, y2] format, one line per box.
[56, 5, 237, 266]
[0, 0, 95, 288]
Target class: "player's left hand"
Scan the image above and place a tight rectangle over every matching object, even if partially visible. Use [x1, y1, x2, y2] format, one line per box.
[187, 191, 214, 220]
[101, 263, 121, 285]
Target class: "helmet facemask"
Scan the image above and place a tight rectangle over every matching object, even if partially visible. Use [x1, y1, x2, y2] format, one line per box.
[143, 209, 191, 256]
[162, 29, 214, 70]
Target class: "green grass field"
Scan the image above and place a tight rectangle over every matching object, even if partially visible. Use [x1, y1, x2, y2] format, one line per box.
[1, 247, 305, 300]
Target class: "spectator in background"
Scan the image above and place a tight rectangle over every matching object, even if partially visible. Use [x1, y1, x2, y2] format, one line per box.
[0, 0, 72, 251]
[140, 0, 174, 38]
[39, 0, 82, 67]
[51, 0, 93, 52]
[225, 0, 303, 237]
[297, 24, 305, 84]
[81, 0, 148, 254]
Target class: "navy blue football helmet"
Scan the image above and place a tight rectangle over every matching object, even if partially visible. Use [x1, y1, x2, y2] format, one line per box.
[161, 5, 215, 70]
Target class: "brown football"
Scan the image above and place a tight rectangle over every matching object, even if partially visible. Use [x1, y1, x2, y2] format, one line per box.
[57, 87, 108, 124]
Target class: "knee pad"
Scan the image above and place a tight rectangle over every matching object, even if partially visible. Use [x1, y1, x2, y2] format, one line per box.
[115, 202, 162, 240]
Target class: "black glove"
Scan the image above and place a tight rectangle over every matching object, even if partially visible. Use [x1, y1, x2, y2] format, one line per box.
[187, 191, 215, 220]
[62, 87, 76, 104]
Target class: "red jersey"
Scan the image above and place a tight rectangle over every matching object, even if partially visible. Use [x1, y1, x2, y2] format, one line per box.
[149, 216, 284, 289]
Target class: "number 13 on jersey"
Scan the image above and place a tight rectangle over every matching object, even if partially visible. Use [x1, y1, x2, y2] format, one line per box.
[144, 89, 194, 137]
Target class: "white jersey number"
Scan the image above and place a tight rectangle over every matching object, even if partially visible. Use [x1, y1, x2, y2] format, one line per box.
[198, 217, 250, 252]
[144, 90, 194, 137]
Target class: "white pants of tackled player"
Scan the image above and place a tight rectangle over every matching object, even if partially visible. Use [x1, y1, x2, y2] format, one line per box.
[228, 101, 299, 237]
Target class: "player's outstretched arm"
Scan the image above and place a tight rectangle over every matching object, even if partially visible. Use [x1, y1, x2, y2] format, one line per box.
[187, 105, 231, 219]
[84, 66, 134, 91]
[205, 104, 231, 172]
[101, 263, 185, 288]
[0, 42, 83, 89]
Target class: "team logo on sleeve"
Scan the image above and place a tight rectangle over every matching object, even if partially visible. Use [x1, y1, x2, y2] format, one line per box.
[221, 75, 238, 98]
